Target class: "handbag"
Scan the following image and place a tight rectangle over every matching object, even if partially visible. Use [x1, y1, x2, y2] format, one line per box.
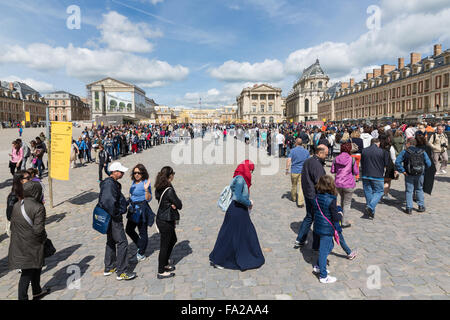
[315, 198, 340, 246]
[92, 205, 111, 234]
[20, 201, 56, 258]
[157, 187, 177, 221]
[218, 185, 233, 212]
[350, 139, 359, 154]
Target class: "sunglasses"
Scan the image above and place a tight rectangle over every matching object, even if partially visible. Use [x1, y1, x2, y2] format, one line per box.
[133, 171, 142, 175]
[22, 176, 31, 180]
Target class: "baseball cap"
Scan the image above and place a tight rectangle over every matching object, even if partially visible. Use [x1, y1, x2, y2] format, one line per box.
[109, 162, 128, 173]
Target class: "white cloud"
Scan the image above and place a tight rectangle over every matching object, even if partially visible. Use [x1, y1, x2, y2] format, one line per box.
[98, 11, 163, 53]
[210, 59, 285, 82]
[3, 76, 54, 93]
[285, 6, 450, 83]
[0, 43, 189, 85]
[138, 81, 168, 88]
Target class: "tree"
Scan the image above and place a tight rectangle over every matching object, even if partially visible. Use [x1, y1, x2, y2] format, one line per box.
[110, 99, 117, 111]
[119, 102, 126, 111]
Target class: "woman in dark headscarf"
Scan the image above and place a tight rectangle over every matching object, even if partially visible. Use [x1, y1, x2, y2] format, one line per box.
[8, 181, 50, 300]
[209, 160, 265, 271]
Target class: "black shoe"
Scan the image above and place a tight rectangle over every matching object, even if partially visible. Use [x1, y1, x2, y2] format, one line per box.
[293, 240, 305, 249]
[417, 206, 426, 213]
[365, 207, 374, 219]
[164, 265, 176, 272]
[157, 272, 175, 279]
[405, 208, 412, 215]
[341, 223, 352, 228]
[33, 288, 50, 300]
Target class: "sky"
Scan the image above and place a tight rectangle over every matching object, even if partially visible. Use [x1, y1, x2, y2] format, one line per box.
[0, 0, 449, 109]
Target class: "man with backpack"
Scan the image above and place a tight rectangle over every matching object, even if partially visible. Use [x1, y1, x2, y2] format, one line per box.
[395, 138, 432, 214]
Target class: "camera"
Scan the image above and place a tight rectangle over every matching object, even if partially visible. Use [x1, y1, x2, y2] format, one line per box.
[442, 143, 447, 148]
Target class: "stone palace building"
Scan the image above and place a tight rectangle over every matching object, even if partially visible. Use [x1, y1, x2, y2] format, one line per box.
[286, 59, 330, 122]
[318, 44, 450, 122]
[236, 84, 286, 124]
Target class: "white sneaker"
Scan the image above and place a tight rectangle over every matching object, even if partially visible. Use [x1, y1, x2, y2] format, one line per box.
[313, 265, 330, 274]
[320, 275, 337, 284]
[441, 170, 447, 174]
[436, 171, 442, 175]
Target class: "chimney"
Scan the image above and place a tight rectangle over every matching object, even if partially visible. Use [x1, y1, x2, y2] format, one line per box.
[366, 73, 373, 80]
[373, 68, 381, 78]
[398, 58, 405, 69]
[341, 82, 349, 89]
[410, 52, 421, 65]
[350, 78, 355, 87]
[381, 64, 396, 76]
[434, 44, 442, 56]
[8, 82, 14, 91]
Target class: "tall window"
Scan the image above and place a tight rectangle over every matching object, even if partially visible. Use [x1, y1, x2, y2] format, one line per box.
[268, 104, 273, 112]
[260, 94, 266, 100]
[305, 99, 309, 113]
[252, 104, 257, 112]
[253, 117, 257, 124]
[444, 73, 449, 87]
[261, 104, 265, 112]
[318, 81, 323, 89]
[252, 94, 258, 100]
[95, 92, 100, 111]
[269, 116, 274, 124]
[261, 117, 266, 124]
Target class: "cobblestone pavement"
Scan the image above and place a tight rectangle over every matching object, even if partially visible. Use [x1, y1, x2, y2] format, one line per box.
[0, 127, 449, 300]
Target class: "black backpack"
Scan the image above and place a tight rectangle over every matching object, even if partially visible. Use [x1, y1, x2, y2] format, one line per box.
[406, 149, 425, 176]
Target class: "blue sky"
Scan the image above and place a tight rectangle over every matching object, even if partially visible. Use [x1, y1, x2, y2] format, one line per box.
[0, 0, 449, 108]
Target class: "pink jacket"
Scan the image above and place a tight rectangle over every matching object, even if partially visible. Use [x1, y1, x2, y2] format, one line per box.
[10, 147, 23, 163]
[331, 153, 359, 189]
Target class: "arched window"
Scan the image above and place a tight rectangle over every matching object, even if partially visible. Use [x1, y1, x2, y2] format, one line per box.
[305, 99, 309, 113]
[261, 117, 266, 124]
[318, 81, 323, 89]
[268, 104, 273, 112]
[269, 116, 274, 124]
[252, 104, 257, 113]
[253, 117, 258, 124]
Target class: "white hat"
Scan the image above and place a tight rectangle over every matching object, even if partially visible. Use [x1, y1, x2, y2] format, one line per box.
[109, 162, 128, 173]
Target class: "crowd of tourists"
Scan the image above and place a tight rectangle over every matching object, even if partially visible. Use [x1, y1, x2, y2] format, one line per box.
[4, 118, 450, 299]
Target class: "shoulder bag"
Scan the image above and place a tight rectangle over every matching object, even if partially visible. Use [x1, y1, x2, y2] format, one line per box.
[315, 198, 340, 246]
[21, 201, 56, 258]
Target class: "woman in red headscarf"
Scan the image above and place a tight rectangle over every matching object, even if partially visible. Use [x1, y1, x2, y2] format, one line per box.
[209, 160, 265, 271]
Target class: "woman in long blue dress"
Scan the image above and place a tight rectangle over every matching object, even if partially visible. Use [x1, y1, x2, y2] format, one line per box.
[209, 160, 265, 271]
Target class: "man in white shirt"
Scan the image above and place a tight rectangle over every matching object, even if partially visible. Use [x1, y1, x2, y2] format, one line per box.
[276, 131, 285, 158]
[404, 124, 417, 139]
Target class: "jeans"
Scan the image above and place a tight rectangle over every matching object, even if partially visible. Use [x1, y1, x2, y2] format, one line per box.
[18, 268, 42, 300]
[317, 235, 334, 279]
[33, 158, 43, 177]
[126, 219, 148, 256]
[98, 163, 110, 181]
[296, 197, 315, 243]
[362, 178, 384, 214]
[156, 219, 177, 274]
[405, 174, 425, 209]
[286, 146, 291, 158]
[336, 187, 355, 224]
[278, 144, 284, 157]
[9, 161, 21, 176]
[290, 173, 304, 206]
[105, 220, 129, 275]
[21, 157, 29, 170]
[338, 231, 352, 255]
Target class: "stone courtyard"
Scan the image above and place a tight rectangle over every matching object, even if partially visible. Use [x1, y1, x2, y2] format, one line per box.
[0, 127, 449, 300]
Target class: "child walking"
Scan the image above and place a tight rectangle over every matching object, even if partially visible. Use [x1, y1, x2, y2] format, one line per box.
[312, 175, 356, 284]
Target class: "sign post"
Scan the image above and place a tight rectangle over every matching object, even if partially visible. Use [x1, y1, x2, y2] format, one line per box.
[46, 108, 53, 208]
[50, 122, 72, 181]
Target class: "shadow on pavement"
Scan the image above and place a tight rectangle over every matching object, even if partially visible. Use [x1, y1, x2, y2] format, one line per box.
[0, 233, 8, 245]
[290, 221, 300, 234]
[434, 175, 450, 183]
[42, 244, 82, 275]
[281, 192, 291, 201]
[43, 255, 94, 294]
[0, 178, 13, 191]
[171, 240, 193, 265]
[54, 190, 99, 207]
[46, 212, 67, 226]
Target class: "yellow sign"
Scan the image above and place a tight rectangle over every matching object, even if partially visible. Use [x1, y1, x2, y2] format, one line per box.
[323, 118, 327, 122]
[25, 112, 30, 122]
[50, 122, 72, 181]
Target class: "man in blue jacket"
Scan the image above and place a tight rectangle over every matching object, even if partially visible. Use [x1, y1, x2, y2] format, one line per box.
[360, 138, 389, 219]
[395, 138, 432, 214]
[99, 162, 137, 281]
[293, 145, 328, 248]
